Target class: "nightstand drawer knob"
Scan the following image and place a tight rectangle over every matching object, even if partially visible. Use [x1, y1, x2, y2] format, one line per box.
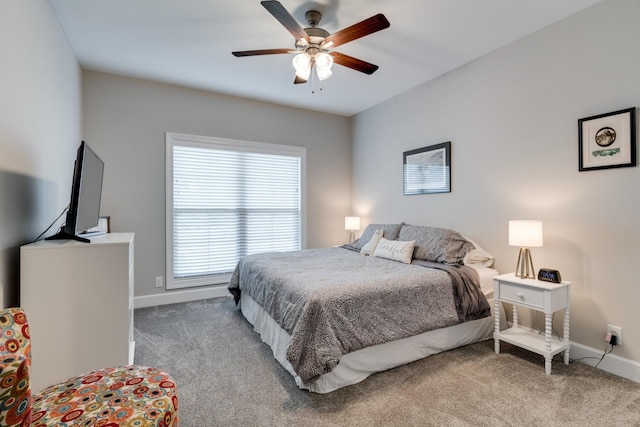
[517, 292, 524, 300]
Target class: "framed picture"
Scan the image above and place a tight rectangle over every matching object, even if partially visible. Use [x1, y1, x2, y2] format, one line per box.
[403, 142, 451, 195]
[87, 216, 111, 234]
[98, 216, 111, 233]
[578, 107, 636, 171]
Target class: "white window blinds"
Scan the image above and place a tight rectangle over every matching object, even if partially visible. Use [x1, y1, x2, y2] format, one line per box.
[166, 133, 305, 289]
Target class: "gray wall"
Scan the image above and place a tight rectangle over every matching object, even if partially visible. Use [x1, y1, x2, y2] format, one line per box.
[0, 1, 82, 307]
[352, 0, 640, 363]
[82, 71, 351, 297]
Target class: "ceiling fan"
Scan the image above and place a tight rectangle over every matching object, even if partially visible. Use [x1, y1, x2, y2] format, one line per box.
[232, 1, 390, 85]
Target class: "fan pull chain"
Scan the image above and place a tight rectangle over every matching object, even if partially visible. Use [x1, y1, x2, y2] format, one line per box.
[309, 67, 323, 94]
[311, 66, 317, 94]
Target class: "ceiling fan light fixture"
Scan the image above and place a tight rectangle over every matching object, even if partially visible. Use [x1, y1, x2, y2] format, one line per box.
[315, 52, 333, 81]
[315, 52, 333, 68]
[295, 66, 311, 81]
[292, 52, 312, 80]
[316, 66, 332, 81]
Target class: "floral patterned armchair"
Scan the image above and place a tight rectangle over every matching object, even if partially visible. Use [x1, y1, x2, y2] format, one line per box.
[0, 307, 178, 426]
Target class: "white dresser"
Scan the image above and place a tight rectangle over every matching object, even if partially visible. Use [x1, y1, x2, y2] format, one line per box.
[20, 233, 134, 392]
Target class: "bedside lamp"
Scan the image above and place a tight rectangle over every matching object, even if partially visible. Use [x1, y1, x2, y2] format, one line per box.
[509, 220, 543, 279]
[345, 216, 360, 244]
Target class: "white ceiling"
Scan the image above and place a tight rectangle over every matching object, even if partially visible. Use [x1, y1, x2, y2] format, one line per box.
[49, 0, 602, 117]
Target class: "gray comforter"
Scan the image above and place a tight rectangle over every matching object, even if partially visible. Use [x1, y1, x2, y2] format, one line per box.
[228, 247, 490, 384]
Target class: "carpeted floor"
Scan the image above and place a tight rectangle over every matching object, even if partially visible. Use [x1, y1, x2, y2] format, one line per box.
[134, 298, 640, 426]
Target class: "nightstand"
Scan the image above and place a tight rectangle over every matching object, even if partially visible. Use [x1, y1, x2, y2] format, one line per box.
[493, 273, 571, 375]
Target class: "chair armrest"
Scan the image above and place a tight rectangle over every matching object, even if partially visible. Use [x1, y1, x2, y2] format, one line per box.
[0, 355, 31, 427]
[0, 308, 32, 360]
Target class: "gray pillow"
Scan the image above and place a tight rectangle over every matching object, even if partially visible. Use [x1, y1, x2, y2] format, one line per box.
[347, 223, 404, 251]
[398, 224, 474, 264]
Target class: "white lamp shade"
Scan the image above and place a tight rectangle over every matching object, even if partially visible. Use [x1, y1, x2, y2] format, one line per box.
[509, 220, 543, 247]
[345, 216, 361, 231]
[315, 52, 333, 81]
[316, 65, 333, 81]
[292, 53, 312, 80]
[315, 52, 333, 68]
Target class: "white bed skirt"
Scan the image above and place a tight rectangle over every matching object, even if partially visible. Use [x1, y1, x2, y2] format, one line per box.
[240, 292, 507, 394]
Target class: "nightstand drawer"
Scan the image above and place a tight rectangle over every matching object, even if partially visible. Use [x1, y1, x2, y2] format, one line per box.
[499, 283, 544, 309]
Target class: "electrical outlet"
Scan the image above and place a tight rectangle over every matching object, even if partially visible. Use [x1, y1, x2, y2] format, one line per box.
[607, 324, 622, 346]
[155, 276, 164, 288]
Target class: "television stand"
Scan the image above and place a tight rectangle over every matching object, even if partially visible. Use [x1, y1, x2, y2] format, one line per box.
[21, 233, 135, 392]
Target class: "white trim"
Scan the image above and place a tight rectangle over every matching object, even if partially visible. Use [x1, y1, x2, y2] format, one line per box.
[134, 285, 230, 309]
[570, 341, 640, 383]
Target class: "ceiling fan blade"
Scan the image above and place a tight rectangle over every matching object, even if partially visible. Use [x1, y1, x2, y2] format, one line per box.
[261, 1, 310, 42]
[330, 52, 379, 75]
[232, 48, 292, 57]
[324, 14, 390, 48]
[293, 75, 307, 84]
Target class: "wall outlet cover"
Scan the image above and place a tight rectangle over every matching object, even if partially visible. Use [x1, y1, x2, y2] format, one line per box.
[607, 324, 622, 346]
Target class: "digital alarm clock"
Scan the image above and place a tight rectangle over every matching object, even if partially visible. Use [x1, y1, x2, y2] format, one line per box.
[538, 268, 562, 283]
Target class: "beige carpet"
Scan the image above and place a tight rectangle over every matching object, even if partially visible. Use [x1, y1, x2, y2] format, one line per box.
[135, 298, 640, 426]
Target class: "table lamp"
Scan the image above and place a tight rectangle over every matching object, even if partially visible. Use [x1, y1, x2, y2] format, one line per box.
[345, 216, 360, 244]
[509, 220, 543, 279]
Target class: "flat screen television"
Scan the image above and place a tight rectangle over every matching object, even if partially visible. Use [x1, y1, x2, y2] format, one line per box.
[47, 141, 105, 243]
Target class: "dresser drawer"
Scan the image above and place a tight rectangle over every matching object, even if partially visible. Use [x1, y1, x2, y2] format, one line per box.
[499, 282, 544, 309]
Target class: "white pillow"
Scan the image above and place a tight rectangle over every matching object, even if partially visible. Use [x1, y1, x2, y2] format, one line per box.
[372, 238, 415, 264]
[360, 229, 384, 256]
[462, 237, 495, 267]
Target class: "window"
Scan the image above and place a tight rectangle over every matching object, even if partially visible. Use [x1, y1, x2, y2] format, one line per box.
[166, 133, 306, 289]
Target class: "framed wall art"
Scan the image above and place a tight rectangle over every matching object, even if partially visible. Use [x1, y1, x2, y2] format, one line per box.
[86, 216, 111, 234]
[578, 107, 636, 171]
[403, 141, 451, 195]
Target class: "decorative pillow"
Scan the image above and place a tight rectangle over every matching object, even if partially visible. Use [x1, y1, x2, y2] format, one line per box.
[360, 229, 384, 256]
[398, 224, 474, 264]
[463, 237, 495, 267]
[372, 238, 415, 264]
[347, 223, 404, 251]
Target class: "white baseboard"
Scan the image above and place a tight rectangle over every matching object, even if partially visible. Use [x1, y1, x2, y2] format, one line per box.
[134, 285, 230, 309]
[570, 341, 640, 383]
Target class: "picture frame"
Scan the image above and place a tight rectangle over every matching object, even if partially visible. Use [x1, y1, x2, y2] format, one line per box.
[403, 142, 451, 195]
[578, 107, 636, 171]
[98, 216, 111, 233]
[87, 216, 111, 234]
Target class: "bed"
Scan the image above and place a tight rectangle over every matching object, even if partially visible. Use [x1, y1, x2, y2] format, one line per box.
[228, 223, 504, 393]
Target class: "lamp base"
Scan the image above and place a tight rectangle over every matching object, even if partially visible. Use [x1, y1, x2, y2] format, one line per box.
[349, 230, 356, 244]
[515, 248, 536, 279]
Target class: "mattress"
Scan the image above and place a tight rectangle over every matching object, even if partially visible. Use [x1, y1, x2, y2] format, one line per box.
[475, 266, 499, 297]
[239, 266, 505, 393]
